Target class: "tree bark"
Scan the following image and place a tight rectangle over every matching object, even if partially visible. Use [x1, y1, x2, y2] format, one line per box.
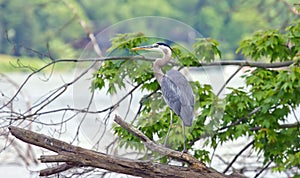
[8, 116, 245, 178]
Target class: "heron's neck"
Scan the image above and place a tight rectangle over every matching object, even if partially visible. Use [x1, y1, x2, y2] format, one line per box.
[153, 49, 172, 84]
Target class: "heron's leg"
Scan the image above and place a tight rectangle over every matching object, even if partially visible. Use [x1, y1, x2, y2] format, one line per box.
[182, 122, 187, 154]
[163, 110, 173, 146]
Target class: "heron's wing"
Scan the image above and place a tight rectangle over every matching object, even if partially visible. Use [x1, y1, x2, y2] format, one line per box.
[161, 76, 182, 117]
[165, 70, 194, 126]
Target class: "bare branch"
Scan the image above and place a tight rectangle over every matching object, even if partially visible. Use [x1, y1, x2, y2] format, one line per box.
[218, 107, 262, 131]
[46, 57, 295, 69]
[223, 140, 254, 173]
[198, 60, 295, 68]
[254, 161, 272, 178]
[8, 126, 232, 178]
[217, 66, 243, 96]
[249, 122, 300, 131]
[39, 163, 75, 176]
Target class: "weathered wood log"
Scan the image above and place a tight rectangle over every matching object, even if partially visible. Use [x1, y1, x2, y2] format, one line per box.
[8, 116, 244, 177]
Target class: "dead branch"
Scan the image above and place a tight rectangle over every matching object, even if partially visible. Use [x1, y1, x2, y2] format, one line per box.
[39, 163, 75, 176]
[114, 115, 206, 169]
[8, 120, 242, 177]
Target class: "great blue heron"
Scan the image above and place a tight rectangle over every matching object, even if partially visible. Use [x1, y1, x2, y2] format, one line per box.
[132, 42, 194, 152]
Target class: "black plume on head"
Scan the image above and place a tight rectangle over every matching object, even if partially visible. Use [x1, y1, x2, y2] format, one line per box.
[156, 42, 172, 49]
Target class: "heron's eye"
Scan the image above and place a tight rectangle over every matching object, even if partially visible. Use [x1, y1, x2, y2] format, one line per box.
[153, 44, 159, 48]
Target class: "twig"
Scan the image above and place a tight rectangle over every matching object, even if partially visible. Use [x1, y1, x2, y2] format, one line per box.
[218, 107, 261, 131]
[223, 140, 254, 173]
[254, 161, 272, 178]
[217, 66, 243, 97]
[71, 85, 96, 144]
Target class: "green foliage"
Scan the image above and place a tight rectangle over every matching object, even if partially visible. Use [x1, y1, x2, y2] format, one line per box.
[91, 33, 153, 94]
[107, 32, 147, 53]
[214, 66, 300, 174]
[237, 30, 290, 62]
[232, 23, 300, 176]
[171, 38, 222, 66]
[193, 38, 222, 62]
[246, 67, 300, 171]
[237, 19, 300, 62]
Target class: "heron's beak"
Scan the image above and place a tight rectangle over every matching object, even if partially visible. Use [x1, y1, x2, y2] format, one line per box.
[131, 45, 152, 51]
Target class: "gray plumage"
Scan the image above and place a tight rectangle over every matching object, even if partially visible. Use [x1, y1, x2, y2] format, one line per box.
[161, 70, 194, 126]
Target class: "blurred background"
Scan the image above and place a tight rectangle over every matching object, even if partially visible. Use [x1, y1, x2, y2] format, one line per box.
[0, 0, 298, 62]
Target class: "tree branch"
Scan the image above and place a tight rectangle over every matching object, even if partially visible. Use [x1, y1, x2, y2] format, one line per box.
[39, 163, 75, 176]
[223, 140, 254, 173]
[218, 107, 262, 131]
[249, 122, 300, 131]
[47, 57, 295, 69]
[114, 115, 206, 168]
[8, 123, 237, 177]
[254, 161, 272, 178]
[217, 66, 243, 96]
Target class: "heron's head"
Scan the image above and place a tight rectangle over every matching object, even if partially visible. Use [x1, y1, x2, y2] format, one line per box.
[132, 42, 172, 56]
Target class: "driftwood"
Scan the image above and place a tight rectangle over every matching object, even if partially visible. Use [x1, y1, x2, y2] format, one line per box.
[8, 115, 244, 178]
